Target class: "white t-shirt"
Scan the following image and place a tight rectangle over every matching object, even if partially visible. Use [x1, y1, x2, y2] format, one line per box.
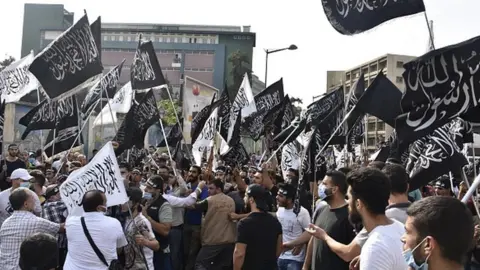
[124, 214, 155, 270]
[64, 212, 128, 270]
[360, 219, 407, 270]
[277, 206, 311, 262]
[0, 187, 42, 227]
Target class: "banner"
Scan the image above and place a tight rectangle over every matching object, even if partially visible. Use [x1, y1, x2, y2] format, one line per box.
[183, 76, 218, 143]
[131, 40, 166, 91]
[93, 82, 134, 126]
[60, 142, 128, 216]
[0, 51, 39, 103]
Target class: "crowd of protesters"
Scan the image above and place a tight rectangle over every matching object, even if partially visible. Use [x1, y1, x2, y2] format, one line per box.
[0, 142, 478, 270]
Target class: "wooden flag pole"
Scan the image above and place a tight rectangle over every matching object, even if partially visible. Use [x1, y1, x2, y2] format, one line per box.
[423, 12, 435, 50]
[315, 106, 355, 159]
[263, 126, 300, 165]
[158, 117, 177, 177]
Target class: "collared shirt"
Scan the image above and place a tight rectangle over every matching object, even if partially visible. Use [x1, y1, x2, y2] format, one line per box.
[42, 200, 68, 248]
[64, 212, 128, 270]
[163, 190, 199, 227]
[0, 211, 60, 270]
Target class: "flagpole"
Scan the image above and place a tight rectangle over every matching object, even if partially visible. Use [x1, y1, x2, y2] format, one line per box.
[460, 169, 480, 217]
[158, 111, 178, 176]
[36, 87, 44, 152]
[423, 12, 435, 50]
[473, 143, 477, 178]
[263, 126, 299, 164]
[102, 83, 118, 134]
[315, 107, 354, 159]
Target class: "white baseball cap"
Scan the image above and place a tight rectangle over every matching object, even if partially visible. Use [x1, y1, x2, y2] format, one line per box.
[10, 169, 33, 181]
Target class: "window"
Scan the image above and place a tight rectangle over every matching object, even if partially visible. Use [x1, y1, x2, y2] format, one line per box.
[377, 121, 385, 131]
[396, 61, 404, 68]
[158, 37, 163, 42]
[119, 36, 124, 41]
[166, 37, 171, 43]
[103, 36, 108, 41]
[174, 37, 178, 43]
[194, 38, 197, 43]
[198, 38, 203, 44]
[368, 122, 376, 131]
[396, 76, 403, 83]
[367, 137, 375, 146]
[182, 37, 188, 43]
[110, 36, 115, 41]
[127, 36, 131, 42]
[206, 38, 211, 44]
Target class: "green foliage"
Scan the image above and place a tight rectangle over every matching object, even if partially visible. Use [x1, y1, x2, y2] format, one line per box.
[0, 55, 15, 71]
[228, 50, 252, 98]
[157, 99, 179, 126]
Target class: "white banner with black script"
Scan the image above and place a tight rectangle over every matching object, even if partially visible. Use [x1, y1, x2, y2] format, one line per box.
[29, 14, 103, 100]
[60, 142, 128, 216]
[227, 73, 256, 143]
[281, 142, 300, 178]
[93, 82, 134, 126]
[0, 51, 39, 103]
[192, 107, 218, 165]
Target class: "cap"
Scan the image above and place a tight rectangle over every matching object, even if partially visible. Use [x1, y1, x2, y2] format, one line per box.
[434, 175, 451, 189]
[11, 169, 33, 181]
[246, 184, 269, 211]
[215, 166, 226, 173]
[52, 161, 62, 171]
[127, 187, 143, 203]
[132, 168, 142, 174]
[278, 183, 296, 199]
[146, 175, 164, 189]
[45, 185, 59, 200]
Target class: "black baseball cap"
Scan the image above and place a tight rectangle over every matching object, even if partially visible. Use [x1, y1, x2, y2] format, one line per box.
[434, 175, 451, 189]
[45, 185, 59, 200]
[246, 184, 269, 211]
[127, 187, 143, 203]
[278, 183, 296, 200]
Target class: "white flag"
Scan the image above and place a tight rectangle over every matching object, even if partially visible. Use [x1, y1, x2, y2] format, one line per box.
[93, 82, 134, 126]
[281, 142, 300, 178]
[0, 51, 39, 103]
[192, 107, 218, 165]
[59, 142, 128, 216]
[227, 73, 256, 143]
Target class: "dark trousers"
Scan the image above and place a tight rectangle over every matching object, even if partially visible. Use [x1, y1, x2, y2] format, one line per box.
[183, 224, 202, 270]
[57, 248, 67, 270]
[194, 244, 234, 270]
[153, 251, 172, 270]
[169, 225, 184, 270]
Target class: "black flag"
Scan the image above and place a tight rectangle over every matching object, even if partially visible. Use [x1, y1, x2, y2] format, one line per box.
[130, 40, 166, 91]
[81, 59, 125, 119]
[191, 94, 226, 144]
[90, 16, 102, 62]
[29, 14, 103, 99]
[242, 78, 285, 140]
[157, 121, 183, 148]
[221, 143, 250, 168]
[0, 100, 5, 154]
[19, 96, 79, 140]
[217, 87, 231, 141]
[322, 0, 425, 35]
[305, 86, 343, 132]
[44, 125, 83, 156]
[355, 72, 402, 127]
[396, 35, 480, 144]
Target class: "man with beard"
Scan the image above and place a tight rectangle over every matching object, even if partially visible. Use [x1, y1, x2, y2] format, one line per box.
[304, 170, 354, 270]
[0, 144, 27, 190]
[184, 165, 208, 270]
[346, 167, 406, 270]
[403, 196, 473, 270]
[234, 184, 282, 270]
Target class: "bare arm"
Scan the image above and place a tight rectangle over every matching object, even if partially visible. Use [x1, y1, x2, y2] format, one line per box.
[284, 231, 311, 248]
[276, 234, 283, 258]
[233, 243, 246, 270]
[324, 235, 361, 262]
[303, 237, 314, 270]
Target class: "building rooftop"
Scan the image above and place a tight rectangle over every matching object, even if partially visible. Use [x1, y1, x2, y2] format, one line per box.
[101, 22, 252, 33]
[345, 53, 417, 72]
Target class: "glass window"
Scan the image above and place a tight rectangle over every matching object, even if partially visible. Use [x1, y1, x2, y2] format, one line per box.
[396, 61, 404, 68]
[127, 36, 131, 42]
[103, 36, 108, 41]
[174, 37, 178, 43]
[367, 137, 375, 146]
[166, 37, 171, 43]
[377, 121, 385, 131]
[159, 37, 163, 42]
[119, 36, 124, 41]
[182, 37, 188, 43]
[198, 38, 203, 44]
[110, 36, 115, 41]
[396, 76, 403, 83]
[368, 122, 376, 130]
[206, 38, 211, 44]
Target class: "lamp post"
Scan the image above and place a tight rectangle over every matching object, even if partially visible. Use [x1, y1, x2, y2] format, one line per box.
[264, 44, 297, 85]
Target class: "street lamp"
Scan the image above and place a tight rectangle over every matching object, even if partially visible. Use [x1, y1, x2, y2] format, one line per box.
[264, 44, 298, 85]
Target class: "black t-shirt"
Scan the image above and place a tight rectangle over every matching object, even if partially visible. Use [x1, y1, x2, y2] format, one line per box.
[0, 159, 26, 191]
[266, 185, 278, 212]
[312, 204, 355, 270]
[228, 191, 246, 214]
[236, 212, 282, 270]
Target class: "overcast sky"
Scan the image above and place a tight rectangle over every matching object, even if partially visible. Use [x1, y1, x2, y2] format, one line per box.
[1, 0, 480, 105]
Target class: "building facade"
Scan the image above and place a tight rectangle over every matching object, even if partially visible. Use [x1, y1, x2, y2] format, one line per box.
[326, 53, 417, 153]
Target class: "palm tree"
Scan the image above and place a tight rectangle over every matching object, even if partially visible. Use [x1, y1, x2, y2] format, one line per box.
[0, 55, 15, 71]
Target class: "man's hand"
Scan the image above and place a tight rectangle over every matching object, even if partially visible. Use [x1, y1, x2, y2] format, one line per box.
[291, 245, 303, 255]
[307, 224, 327, 241]
[198, 181, 206, 190]
[349, 255, 360, 270]
[229, 212, 240, 221]
[135, 235, 146, 246]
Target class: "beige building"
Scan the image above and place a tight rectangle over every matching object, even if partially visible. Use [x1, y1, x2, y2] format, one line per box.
[326, 53, 417, 153]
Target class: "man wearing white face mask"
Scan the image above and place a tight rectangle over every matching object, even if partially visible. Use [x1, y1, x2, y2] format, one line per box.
[402, 196, 473, 270]
[0, 168, 41, 227]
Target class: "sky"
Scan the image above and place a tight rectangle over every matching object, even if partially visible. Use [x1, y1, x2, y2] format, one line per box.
[1, 0, 480, 106]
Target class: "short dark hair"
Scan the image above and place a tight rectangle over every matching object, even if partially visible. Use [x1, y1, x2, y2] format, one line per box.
[338, 167, 352, 176]
[149, 175, 165, 190]
[10, 189, 30, 211]
[82, 190, 105, 212]
[158, 165, 169, 171]
[190, 165, 201, 174]
[8, 144, 18, 149]
[157, 157, 167, 164]
[347, 167, 390, 215]
[368, 161, 386, 170]
[19, 233, 58, 270]
[119, 162, 131, 172]
[382, 163, 408, 194]
[30, 170, 46, 187]
[325, 170, 348, 194]
[210, 179, 224, 191]
[407, 196, 473, 264]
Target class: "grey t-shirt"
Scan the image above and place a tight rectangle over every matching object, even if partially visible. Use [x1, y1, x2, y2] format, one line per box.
[355, 202, 410, 247]
[158, 202, 173, 223]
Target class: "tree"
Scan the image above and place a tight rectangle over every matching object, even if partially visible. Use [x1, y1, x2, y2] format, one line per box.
[157, 76, 181, 126]
[0, 55, 15, 71]
[290, 96, 303, 118]
[228, 50, 252, 99]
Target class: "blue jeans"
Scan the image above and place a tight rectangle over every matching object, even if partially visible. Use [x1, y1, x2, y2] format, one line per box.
[278, 259, 303, 270]
[169, 226, 184, 270]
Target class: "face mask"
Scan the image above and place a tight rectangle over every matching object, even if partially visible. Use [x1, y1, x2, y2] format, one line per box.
[402, 237, 430, 270]
[143, 192, 153, 200]
[317, 184, 332, 200]
[20, 182, 30, 188]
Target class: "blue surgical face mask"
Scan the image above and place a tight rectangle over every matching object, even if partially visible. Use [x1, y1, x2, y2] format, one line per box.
[20, 182, 30, 188]
[143, 192, 153, 200]
[317, 184, 332, 200]
[403, 237, 429, 270]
